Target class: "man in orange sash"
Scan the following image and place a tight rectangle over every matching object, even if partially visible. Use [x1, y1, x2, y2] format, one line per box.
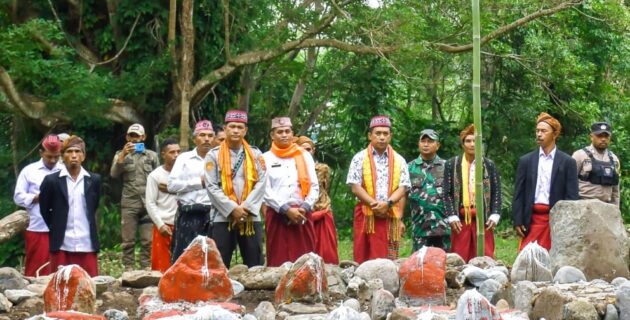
[347, 115, 410, 264]
[146, 138, 181, 272]
[444, 124, 502, 262]
[512, 113, 578, 251]
[297, 136, 339, 264]
[205, 110, 266, 267]
[263, 117, 319, 266]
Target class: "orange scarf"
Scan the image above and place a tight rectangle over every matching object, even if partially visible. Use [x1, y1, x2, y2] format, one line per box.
[219, 140, 258, 235]
[362, 144, 402, 241]
[270, 142, 311, 199]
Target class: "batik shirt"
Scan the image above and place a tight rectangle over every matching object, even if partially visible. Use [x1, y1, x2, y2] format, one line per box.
[408, 156, 450, 250]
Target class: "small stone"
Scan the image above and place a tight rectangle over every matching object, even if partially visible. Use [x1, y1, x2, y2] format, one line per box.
[93, 276, 116, 295]
[18, 296, 44, 313]
[359, 312, 371, 320]
[25, 284, 46, 296]
[563, 300, 599, 320]
[446, 253, 465, 267]
[468, 256, 497, 269]
[340, 260, 359, 269]
[612, 277, 628, 288]
[616, 282, 630, 319]
[479, 279, 502, 302]
[279, 302, 328, 315]
[4, 289, 36, 304]
[0, 293, 12, 312]
[355, 259, 399, 294]
[121, 270, 161, 288]
[141, 286, 158, 297]
[254, 301, 276, 320]
[0, 267, 27, 291]
[242, 315, 257, 320]
[445, 268, 463, 289]
[326, 305, 362, 320]
[495, 299, 510, 312]
[604, 303, 619, 320]
[531, 286, 568, 320]
[231, 279, 244, 295]
[513, 281, 537, 314]
[371, 289, 395, 320]
[103, 309, 129, 320]
[554, 266, 587, 284]
[486, 269, 509, 286]
[228, 264, 248, 278]
[461, 265, 489, 287]
[343, 298, 361, 311]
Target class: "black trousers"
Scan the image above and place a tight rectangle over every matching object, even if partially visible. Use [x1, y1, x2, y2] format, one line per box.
[210, 222, 264, 268]
[170, 205, 212, 264]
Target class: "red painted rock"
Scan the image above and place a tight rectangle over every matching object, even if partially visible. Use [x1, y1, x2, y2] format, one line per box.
[275, 252, 327, 304]
[43, 265, 96, 314]
[159, 236, 233, 303]
[399, 247, 446, 306]
[44, 311, 105, 320]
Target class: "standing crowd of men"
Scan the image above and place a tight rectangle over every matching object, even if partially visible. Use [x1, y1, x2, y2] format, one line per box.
[13, 111, 620, 276]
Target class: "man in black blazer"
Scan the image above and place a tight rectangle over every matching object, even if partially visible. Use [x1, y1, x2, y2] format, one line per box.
[40, 136, 101, 276]
[512, 112, 578, 251]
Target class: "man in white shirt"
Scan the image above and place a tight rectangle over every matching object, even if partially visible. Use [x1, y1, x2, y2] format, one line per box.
[263, 117, 319, 267]
[40, 136, 101, 276]
[512, 112, 578, 251]
[14, 135, 63, 276]
[168, 120, 215, 262]
[205, 110, 266, 268]
[146, 138, 181, 272]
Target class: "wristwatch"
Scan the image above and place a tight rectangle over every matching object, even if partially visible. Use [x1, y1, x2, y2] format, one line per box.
[387, 199, 395, 208]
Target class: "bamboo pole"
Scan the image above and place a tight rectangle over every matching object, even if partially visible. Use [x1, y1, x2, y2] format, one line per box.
[472, 0, 485, 257]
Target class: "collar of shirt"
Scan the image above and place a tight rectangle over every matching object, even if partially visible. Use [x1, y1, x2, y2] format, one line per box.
[413, 155, 441, 166]
[187, 147, 206, 161]
[36, 158, 63, 171]
[588, 144, 608, 156]
[538, 146, 557, 160]
[59, 166, 90, 181]
[371, 147, 389, 158]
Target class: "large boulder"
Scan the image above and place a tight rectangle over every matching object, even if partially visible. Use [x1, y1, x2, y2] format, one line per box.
[455, 289, 501, 320]
[158, 236, 233, 303]
[275, 252, 328, 304]
[43, 265, 96, 314]
[550, 199, 630, 281]
[530, 286, 568, 320]
[511, 241, 552, 282]
[0, 267, 27, 291]
[398, 247, 446, 306]
[354, 259, 399, 294]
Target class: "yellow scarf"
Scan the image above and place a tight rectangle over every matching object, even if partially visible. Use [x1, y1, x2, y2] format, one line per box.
[219, 140, 258, 236]
[362, 144, 402, 241]
[461, 154, 475, 225]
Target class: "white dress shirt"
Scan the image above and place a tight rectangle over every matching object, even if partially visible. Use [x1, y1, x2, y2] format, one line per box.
[535, 147, 556, 205]
[167, 148, 211, 206]
[60, 167, 94, 252]
[13, 159, 63, 232]
[346, 147, 411, 201]
[146, 166, 177, 228]
[263, 149, 319, 213]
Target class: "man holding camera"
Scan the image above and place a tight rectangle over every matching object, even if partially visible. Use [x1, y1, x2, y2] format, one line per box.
[111, 123, 160, 270]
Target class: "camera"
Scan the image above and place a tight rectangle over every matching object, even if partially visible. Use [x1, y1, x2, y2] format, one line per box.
[134, 143, 145, 153]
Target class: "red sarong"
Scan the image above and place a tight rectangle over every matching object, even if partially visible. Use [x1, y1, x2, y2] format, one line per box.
[312, 209, 339, 264]
[354, 204, 397, 264]
[24, 230, 51, 277]
[265, 207, 316, 267]
[450, 208, 494, 263]
[50, 251, 98, 277]
[151, 224, 174, 273]
[519, 204, 551, 251]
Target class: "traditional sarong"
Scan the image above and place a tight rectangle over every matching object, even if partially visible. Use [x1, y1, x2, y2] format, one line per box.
[353, 204, 398, 264]
[170, 204, 212, 264]
[450, 208, 494, 263]
[151, 224, 173, 273]
[519, 204, 551, 251]
[24, 230, 51, 276]
[311, 209, 339, 264]
[50, 251, 98, 276]
[265, 207, 315, 267]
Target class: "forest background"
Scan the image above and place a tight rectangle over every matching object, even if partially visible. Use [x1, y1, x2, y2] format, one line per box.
[1, 0, 629, 269]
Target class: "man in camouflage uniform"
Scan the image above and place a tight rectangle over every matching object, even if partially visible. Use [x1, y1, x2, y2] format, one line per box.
[407, 129, 450, 251]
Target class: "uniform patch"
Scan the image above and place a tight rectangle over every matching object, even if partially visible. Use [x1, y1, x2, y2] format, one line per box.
[206, 161, 214, 171]
[258, 155, 266, 171]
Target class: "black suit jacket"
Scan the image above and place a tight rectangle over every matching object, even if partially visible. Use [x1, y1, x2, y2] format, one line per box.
[40, 169, 101, 252]
[511, 148, 579, 231]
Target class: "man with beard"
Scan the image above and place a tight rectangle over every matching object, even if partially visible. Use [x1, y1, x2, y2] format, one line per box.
[205, 110, 266, 268]
[40, 136, 101, 276]
[512, 112, 579, 251]
[146, 138, 181, 272]
[347, 115, 410, 263]
[444, 124, 501, 262]
[168, 120, 215, 262]
[572, 122, 620, 206]
[263, 117, 319, 266]
[14, 135, 63, 276]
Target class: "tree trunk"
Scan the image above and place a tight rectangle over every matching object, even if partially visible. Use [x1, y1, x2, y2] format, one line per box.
[237, 65, 256, 112]
[179, 0, 195, 150]
[0, 210, 28, 244]
[288, 48, 317, 119]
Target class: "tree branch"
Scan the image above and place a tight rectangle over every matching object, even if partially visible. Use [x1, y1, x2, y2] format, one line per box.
[223, 0, 231, 60]
[0, 67, 43, 119]
[431, 0, 583, 53]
